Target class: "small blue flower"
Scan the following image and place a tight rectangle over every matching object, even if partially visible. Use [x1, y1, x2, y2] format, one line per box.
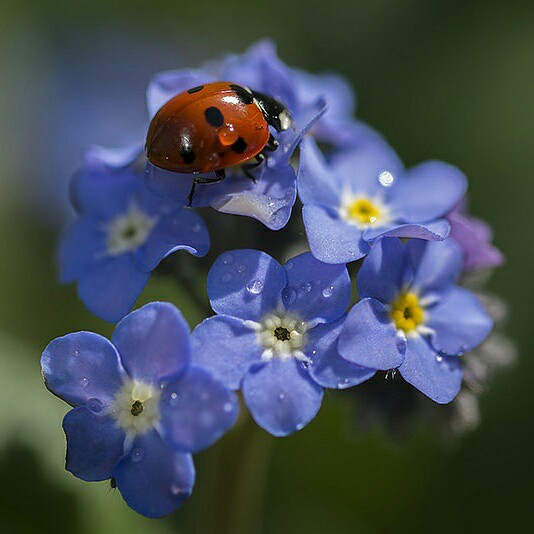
[191, 250, 374, 436]
[41, 302, 238, 517]
[337, 238, 494, 403]
[298, 136, 468, 264]
[60, 152, 210, 322]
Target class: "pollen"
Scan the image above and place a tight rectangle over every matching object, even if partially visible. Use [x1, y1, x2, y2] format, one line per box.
[391, 292, 425, 334]
[347, 198, 381, 225]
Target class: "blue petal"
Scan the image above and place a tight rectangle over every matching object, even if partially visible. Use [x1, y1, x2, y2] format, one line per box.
[42, 332, 124, 407]
[303, 204, 369, 264]
[198, 163, 297, 230]
[291, 68, 355, 126]
[83, 142, 143, 170]
[77, 255, 150, 323]
[144, 162, 192, 206]
[58, 218, 106, 283]
[399, 335, 462, 404]
[389, 161, 467, 223]
[407, 239, 463, 297]
[191, 315, 263, 390]
[357, 237, 408, 303]
[298, 136, 341, 207]
[112, 302, 191, 384]
[270, 98, 327, 167]
[329, 138, 404, 196]
[307, 318, 376, 389]
[146, 69, 216, 117]
[70, 167, 143, 221]
[159, 366, 239, 453]
[283, 252, 350, 324]
[427, 287, 493, 355]
[362, 219, 450, 242]
[135, 208, 210, 272]
[63, 408, 125, 481]
[218, 39, 297, 112]
[338, 298, 404, 370]
[207, 250, 287, 321]
[114, 431, 195, 518]
[242, 359, 324, 437]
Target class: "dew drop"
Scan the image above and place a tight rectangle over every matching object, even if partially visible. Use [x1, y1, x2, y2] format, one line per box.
[191, 222, 202, 233]
[223, 402, 233, 413]
[235, 263, 247, 274]
[378, 170, 394, 187]
[322, 286, 334, 298]
[79, 377, 89, 388]
[246, 279, 263, 295]
[87, 398, 103, 413]
[436, 355, 443, 363]
[222, 254, 234, 265]
[169, 391, 179, 404]
[222, 272, 233, 283]
[281, 287, 297, 305]
[278, 392, 286, 401]
[131, 447, 145, 462]
[296, 423, 304, 431]
[295, 320, 308, 334]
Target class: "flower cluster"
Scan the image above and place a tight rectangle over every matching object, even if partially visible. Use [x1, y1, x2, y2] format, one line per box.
[44, 40, 506, 517]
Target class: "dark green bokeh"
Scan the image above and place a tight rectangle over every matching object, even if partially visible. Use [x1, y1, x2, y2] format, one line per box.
[1, 1, 532, 532]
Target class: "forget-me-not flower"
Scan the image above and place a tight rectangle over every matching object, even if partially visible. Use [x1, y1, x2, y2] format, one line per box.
[192, 249, 375, 436]
[60, 153, 210, 322]
[298, 136, 468, 264]
[337, 238, 493, 403]
[41, 302, 238, 517]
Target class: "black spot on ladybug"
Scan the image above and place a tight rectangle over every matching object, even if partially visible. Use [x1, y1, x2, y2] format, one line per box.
[187, 85, 204, 94]
[179, 144, 196, 164]
[232, 137, 248, 154]
[230, 84, 254, 105]
[205, 106, 224, 127]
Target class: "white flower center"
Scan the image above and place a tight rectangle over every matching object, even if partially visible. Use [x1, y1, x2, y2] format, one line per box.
[247, 312, 309, 362]
[106, 202, 156, 256]
[339, 189, 391, 229]
[112, 380, 160, 436]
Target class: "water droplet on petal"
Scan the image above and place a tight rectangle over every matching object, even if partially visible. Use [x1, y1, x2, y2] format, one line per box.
[322, 286, 334, 298]
[191, 222, 202, 233]
[378, 170, 394, 187]
[296, 422, 304, 431]
[278, 392, 286, 401]
[436, 355, 443, 363]
[169, 391, 179, 404]
[223, 402, 233, 413]
[87, 398, 103, 413]
[79, 377, 89, 387]
[246, 279, 263, 295]
[235, 263, 247, 274]
[282, 287, 297, 305]
[131, 447, 145, 462]
[222, 254, 234, 265]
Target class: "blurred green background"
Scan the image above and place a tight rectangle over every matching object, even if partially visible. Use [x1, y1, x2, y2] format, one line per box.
[1, 0, 532, 532]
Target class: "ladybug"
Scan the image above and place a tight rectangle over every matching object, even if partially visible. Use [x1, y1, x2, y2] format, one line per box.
[145, 81, 292, 205]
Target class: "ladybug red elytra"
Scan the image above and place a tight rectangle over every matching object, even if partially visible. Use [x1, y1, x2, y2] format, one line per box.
[145, 81, 292, 205]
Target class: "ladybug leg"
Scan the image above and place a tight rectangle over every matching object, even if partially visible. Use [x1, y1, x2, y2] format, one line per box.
[187, 169, 226, 207]
[242, 153, 266, 183]
[265, 134, 279, 152]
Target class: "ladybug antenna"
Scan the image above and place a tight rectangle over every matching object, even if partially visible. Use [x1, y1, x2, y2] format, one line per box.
[251, 90, 292, 132]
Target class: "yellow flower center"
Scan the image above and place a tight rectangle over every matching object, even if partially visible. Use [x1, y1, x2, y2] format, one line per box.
[347, 198, 381, 225]
[391, 292, 425, 333]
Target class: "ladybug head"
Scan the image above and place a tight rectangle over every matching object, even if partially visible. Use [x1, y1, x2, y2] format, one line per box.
[251, 90, 292, 132]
